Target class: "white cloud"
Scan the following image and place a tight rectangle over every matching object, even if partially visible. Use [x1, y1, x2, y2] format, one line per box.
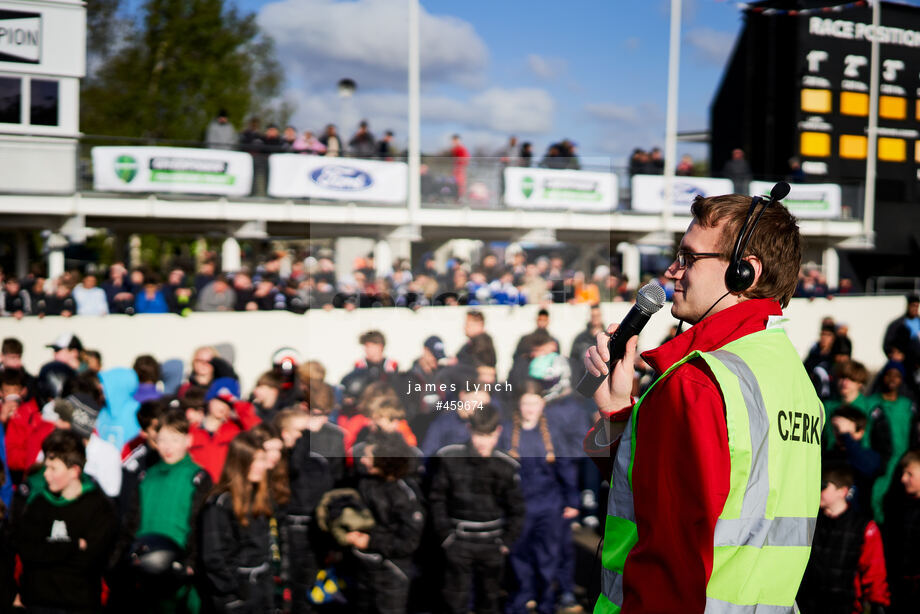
[527, 54, 567, 80]
[685, 27, 737, 66]
[259, 0, 489, 91]
[584, 102, 640, 123]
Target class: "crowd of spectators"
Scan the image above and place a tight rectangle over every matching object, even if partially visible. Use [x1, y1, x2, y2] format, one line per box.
[793, 293, 920, 613]
[0, 250, 634, 319]
[2, 280, 919, 611]
[0, 299, 617, 611]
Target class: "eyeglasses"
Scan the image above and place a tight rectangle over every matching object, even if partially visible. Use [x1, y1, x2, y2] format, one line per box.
[673, 249, 723, 269]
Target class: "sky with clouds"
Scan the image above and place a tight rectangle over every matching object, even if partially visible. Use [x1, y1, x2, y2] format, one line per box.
[238, 0, 750, 165]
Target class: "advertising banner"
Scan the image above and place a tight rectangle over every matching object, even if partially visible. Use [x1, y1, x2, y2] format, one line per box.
[503, 167, 617, 211]
[92, 146, 253, 196]
[0, 2, 85, 77]
[750, 180, 842, 219]
[629, 175, 735, 213]
[268, 154, 408, 203]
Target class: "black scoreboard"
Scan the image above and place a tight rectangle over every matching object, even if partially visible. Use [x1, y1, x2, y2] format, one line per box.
[711, 0, 920, 203]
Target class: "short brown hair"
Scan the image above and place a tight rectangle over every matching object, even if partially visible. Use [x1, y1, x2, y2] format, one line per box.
[371, 398, 405, 421]
[690, 194, 802, 307]
[837, 360, 868, 386]
[256, 371, 282, 389]
[298, 360, 326, 383]
[308, 381, 335, 415]
[467, 309, 485, 323]
[133, 355, 161, 384]
[359, 330, 385, 346]
[43, 429, 86, 470]
[273, 408, 306, 433]
[157, 407, 190, 434]
[1, 337, 22, 355]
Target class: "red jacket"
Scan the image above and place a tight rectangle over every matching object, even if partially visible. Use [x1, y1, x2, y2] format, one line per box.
[584, 298, 783, 613]
[853, 519, 890, 611]
[189, 401, 260, 482]
[5, 398, 54, 475]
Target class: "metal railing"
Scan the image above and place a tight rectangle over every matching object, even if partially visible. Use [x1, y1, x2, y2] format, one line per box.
[72, 134, 867, 220]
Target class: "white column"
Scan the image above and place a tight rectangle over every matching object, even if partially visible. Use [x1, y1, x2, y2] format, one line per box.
[616, 242, 641, 290]
[129, 234, 142, 269]
[374, 239, 395, 279]
[661, 0, 683, 237]
[822, 246, 840, 291]
[46, 233, 68, 280]
[407, 0, 421, 237]
[221, 237, 242, 273]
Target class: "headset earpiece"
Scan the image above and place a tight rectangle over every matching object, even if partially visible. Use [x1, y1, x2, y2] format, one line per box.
[725, 259, 755, 293]
[724, 182, 789, 295]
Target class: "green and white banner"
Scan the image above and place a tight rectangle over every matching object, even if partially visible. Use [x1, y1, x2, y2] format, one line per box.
[92, 146, 253, 196]
[750, 181, 842, 219]
[503, 167, 617, 211]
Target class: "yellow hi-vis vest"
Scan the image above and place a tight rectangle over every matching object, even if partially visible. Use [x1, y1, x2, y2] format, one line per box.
[595, 327, 824, 614]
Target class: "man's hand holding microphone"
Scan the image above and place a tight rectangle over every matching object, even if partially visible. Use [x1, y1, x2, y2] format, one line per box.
[577, 283, 667, 440]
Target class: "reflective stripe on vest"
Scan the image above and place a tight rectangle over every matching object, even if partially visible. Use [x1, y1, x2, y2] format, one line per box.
[595, 328, 822, 614]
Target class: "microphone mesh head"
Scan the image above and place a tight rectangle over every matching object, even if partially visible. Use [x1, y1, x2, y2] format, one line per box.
[635, 282, 667, 315]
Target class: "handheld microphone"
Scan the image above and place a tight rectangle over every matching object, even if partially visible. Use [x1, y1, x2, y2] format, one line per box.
[576, 283, 667, 398]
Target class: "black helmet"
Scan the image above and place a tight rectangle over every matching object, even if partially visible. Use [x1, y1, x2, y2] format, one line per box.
[130, 534, 184, 577]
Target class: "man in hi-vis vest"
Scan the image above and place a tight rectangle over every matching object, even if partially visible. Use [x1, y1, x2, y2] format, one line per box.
[583, 190, 823, 613]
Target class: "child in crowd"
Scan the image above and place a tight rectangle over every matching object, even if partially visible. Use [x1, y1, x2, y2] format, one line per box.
[500, 380, 579, 614]
[825, 406, 885, 516]
[273, 409, 332, 614]
[189, 377, 259, 482]
[353, 399, 422, 481]
[251, 422, 292, 613]
[883, 451, 920, 613]
[251, 371, 284, 422]
[132, 355, 162, 404]
[347, 431, 425, 614]
[797, 464, 889, 614]
[13, 429, 118, 612]
[181, 386, 207, 427]
[199, 431, 274, 613]
[305, 381, 347, 485]
[119, 399, 164, 517]
[115, 407, 212, 612]
[52, 393, 123, 498]
[824, 361, 874, 448]
[1, 368, 53, 485]
[867, 361, 916, 522]
[429, 404, 525, 614]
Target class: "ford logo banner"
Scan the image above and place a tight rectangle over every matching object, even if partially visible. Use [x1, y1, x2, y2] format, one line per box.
[310, 166, 373, 191]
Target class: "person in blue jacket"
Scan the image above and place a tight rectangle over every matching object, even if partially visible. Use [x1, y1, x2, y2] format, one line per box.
[499, 379, 580, 614]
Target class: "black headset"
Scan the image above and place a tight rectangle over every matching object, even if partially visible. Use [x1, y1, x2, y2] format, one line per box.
[724, 181, 791, 294]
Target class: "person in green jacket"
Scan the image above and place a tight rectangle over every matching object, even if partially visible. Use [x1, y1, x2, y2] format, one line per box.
[868, 361, 917, 523]
[119, 407, 212, 613]
[824, 360, 874, 450]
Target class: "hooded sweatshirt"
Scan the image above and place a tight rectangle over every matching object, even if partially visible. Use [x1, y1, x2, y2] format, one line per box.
[14, 472, 118, 610]
[97, 368, 141, 450]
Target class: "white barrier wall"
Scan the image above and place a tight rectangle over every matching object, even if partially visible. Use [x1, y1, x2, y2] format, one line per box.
[4, 296, 905, 393]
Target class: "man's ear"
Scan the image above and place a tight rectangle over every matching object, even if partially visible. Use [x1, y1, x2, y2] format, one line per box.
[744, 255, 764, 290]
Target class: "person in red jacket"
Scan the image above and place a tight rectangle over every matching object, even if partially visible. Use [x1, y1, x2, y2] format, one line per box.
[797, 464, 889, 613]
[1, 369, 54, 484]
[189, 377, 260, 482]
[450, 134, 470, 200]
[582, 190, 818, 612]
